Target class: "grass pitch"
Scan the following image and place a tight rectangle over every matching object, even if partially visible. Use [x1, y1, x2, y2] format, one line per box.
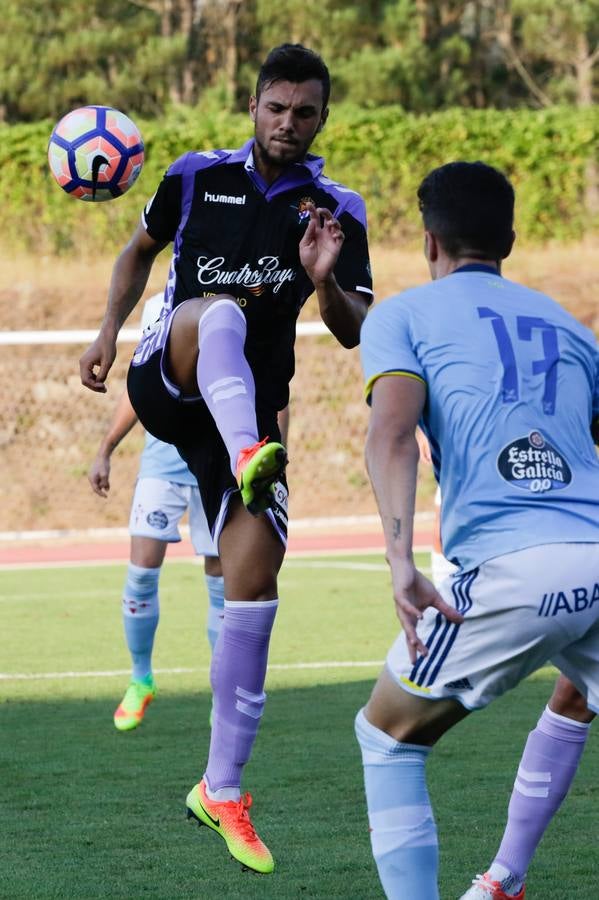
[1, 553, 596, 899]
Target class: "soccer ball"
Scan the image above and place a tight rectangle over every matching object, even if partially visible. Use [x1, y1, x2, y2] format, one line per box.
[48, 106, 144, 201]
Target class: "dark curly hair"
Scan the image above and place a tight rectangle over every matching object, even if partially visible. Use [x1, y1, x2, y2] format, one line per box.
[256, 44, 330, 109]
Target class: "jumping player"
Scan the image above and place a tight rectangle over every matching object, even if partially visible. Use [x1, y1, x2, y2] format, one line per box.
[88, 293, 223, 732]
[79, 44, 372, 873]
[356, 161, 599, 899]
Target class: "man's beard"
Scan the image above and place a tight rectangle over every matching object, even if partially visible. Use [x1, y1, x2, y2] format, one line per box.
[254, 134, 307, 168]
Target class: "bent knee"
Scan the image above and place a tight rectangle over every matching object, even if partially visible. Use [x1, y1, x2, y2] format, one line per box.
[364, 670, 468, 746]
[224, 574, 279, 602]
[550, 675, 594, 722]
[171, 296, 220, 330]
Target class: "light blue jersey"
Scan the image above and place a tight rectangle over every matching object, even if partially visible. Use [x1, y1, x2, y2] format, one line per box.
[361, 264, 599, 571]
[136, 293, 197, 486]
[137, 433, 197, 485]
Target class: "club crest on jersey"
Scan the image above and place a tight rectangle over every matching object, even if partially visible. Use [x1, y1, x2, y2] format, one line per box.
[294, 197, 314, 223]
[497, 430, 572, 493]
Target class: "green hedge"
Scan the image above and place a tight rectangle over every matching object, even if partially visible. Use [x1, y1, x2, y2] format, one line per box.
[1, 104, 597, 254]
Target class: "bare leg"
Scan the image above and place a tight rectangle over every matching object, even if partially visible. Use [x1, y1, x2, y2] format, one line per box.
[549, 674, 594, 723]
[365, 665, 469, 745]
[130, 535, 167, 568]
[165, 296, 218, 394]
[204, 555, 223, 578]
[218, 496, 285, 600]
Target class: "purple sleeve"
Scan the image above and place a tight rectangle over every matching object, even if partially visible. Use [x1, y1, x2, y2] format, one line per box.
[335, 192, 373, 300]
[141, 150, 231, 243]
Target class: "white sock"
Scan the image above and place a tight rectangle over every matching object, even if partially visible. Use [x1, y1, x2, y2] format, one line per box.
[355, 709, 439, 900]
[205, 784, 241, 802]
[487, 862, 524, 894]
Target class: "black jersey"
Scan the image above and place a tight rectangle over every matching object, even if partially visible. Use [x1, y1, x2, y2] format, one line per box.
[133, 138, 373, 411]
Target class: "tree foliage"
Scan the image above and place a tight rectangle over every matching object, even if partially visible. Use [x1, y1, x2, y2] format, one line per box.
[1, 104, 596, 254]
[1, 0, 597, 123]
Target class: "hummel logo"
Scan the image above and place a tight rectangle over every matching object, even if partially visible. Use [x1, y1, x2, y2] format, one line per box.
[199, 799, 220, 828]
[204, 191, 246, 205]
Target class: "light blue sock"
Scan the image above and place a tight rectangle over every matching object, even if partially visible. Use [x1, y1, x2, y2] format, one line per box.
[355, 708, 439, 900]
[122, 563, 160, 681]
[205, 573, 225, 652]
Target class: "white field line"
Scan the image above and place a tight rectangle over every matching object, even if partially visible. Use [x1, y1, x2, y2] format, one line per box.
[0, 659, 561, 684]
[0, 564, 432, 601]
[0, 660, 384, 682]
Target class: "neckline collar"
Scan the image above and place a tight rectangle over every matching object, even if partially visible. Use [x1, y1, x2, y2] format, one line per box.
[227, 138, 324, 179]
[452, 263, 501, 276]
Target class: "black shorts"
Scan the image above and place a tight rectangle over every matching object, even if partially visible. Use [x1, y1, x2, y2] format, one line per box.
[127, 350, 288, 545]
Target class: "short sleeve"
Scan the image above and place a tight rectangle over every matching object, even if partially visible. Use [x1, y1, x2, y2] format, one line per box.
[360, 296, 425, 403]
[141, 168, 183, 243]
[334, 194, 373, 300]
[593, 345, 599, 421]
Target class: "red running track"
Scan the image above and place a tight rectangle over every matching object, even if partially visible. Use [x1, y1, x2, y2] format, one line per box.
[0, 527, 434, 566]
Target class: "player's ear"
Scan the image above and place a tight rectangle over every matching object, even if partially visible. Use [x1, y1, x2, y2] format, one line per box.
[249, 96, 257, 123]
[503, 229, 516, 259]
[316, 107, 329, 133]
[424, 230, 438, 263]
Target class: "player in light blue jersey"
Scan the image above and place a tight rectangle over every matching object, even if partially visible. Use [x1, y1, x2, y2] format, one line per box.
[355, 161, 599, 900]
[419, 428, 594, 899]
[89, 294, 224, 731]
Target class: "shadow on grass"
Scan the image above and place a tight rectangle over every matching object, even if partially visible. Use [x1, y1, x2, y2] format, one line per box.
[1, 676, 597, 899]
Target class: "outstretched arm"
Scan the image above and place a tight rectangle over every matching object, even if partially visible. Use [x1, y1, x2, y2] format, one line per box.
[366, 375, 463, 663]
[88, 390, 140, 497]
[299, 204, 369, 349]
[79, 224, 167, 393]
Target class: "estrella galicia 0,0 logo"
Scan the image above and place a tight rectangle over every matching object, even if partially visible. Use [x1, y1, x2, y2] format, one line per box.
[497, 431, 572, 494]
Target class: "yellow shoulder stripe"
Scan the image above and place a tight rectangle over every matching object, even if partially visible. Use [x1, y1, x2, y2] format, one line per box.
[364, 370, 426, 400]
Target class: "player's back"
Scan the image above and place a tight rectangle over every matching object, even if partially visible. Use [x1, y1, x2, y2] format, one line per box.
[365, 266, 599, 570]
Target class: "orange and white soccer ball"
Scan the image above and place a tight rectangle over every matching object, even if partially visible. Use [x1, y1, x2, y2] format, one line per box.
[48, 106, 144, 201]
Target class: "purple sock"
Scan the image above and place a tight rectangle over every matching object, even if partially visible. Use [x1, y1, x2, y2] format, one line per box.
[204, 599, 278, 792]
[494, 705, 590, 881]
[197, 300, 258, 474]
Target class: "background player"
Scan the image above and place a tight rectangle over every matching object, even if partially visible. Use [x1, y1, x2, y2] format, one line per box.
[79, 44, 372, 873]
[89, 293, 223, 731]
[356, 160, 599, 899]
